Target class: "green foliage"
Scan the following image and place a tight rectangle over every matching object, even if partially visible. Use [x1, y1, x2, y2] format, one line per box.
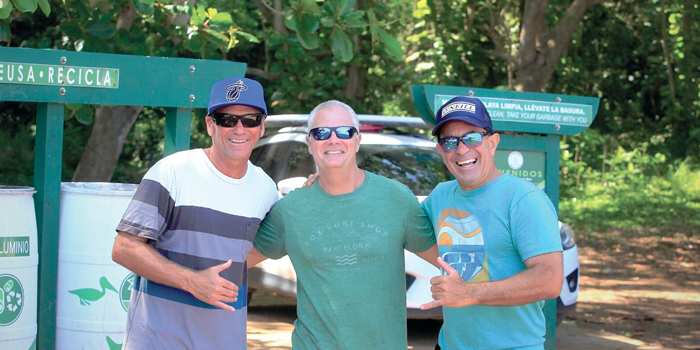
[278, 0, 404, 63]
[2, 0, 700, 241]
[549, 0, 700, 161]
[0, 101, 92, 186]
[0, 117, 35, 186]
[64, 103, 94, 125]
[560, 131, 700, 236]
[0, 0, 49, 43]
[112, 107, 165, 183]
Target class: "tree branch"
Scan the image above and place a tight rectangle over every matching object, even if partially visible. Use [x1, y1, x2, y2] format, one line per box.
[246, 67, 284, 80]
[254, 0, 287, 17]
[519, 0, 547, 67]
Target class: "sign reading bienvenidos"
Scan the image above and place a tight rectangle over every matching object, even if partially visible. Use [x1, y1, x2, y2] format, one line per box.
[0, 61, 119, 89]
[495, 150, 546, 190]
[435, 94, 593, 128]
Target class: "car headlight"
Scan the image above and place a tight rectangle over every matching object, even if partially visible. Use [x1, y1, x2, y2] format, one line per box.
[559, 222, 577, 250]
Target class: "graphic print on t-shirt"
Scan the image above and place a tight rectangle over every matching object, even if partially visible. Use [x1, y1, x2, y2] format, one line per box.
[303, 219, 391, 272]
[436, 209, 489, 282]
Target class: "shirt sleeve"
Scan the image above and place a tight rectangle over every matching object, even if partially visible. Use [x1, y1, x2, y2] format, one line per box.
[253, 201, 288, 259]
[115, 160, 176, 241]
[403, 190, 437, 253]
[510, 189, 562, 262]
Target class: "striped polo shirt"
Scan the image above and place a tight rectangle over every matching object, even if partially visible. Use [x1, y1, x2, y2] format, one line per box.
[116, 149, 278, 349]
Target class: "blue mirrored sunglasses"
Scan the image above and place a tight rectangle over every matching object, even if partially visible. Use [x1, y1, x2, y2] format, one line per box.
[308, 126, 358, 140]
[438, 131, 490, 152]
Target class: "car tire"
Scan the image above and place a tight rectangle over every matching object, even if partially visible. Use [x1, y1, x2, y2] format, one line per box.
[556, 313, 564, 327]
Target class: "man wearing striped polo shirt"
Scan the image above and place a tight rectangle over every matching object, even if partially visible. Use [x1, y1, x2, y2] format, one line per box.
[112, 77, 278, 349]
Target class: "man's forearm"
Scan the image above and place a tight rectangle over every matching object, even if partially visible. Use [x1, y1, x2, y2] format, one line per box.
[112, 231, 195, 291]
[461, 255, 562, 307]
[423, 251, 563, 310]
[415, 244, 440, 269]
[113, 231, 240, 311]
[246, 247, 268, 268]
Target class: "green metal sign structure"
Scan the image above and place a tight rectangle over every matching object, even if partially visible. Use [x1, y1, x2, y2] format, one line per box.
[413, 84, 599, 136]
[0, 46, 246, 350]
[412, 84, 600, 350]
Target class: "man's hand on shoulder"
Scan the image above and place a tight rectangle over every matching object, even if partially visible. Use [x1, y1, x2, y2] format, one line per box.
[303, 172, 319, 188]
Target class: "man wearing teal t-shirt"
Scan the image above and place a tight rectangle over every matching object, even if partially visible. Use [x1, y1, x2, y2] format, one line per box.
[420, 96, 563, 350]
[249, 100, 438, 350]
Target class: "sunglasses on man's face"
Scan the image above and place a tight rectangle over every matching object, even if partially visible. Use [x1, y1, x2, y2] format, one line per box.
[210, 112, 265, 128]
[438, 131, 490, 152]
[308, 126, 359, 140]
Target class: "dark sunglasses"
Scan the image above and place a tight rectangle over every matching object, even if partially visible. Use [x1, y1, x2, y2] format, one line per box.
[438, 131, 490, 152]
[308, 126, 359, 140]
[210, 112, 264, 128]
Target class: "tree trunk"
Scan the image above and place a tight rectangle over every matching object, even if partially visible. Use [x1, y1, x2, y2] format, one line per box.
[514, 0, 608, 92]
[659, 0, 676, 104]
[72, 105, 143, 181]
[343, 1, 366, 103]
[72, 2, 146, 182]
[344, 35, 366, 102]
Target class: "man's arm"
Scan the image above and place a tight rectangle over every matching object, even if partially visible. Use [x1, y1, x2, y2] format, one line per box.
[112, 231, 239, 311]
[246, 247, 268, 268]
[421, 251, 563, 309]
[414, 244, 440, 269]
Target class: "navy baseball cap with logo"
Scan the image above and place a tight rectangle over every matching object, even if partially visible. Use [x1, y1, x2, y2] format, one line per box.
[432, 96, 494, 136]
[207, 77, 268, 116]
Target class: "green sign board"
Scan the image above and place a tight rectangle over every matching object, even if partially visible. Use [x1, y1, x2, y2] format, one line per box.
[0, 237, 30, 257]
[435, 94, 593, 128]
[495, 150, 546, 190]
[411, 84, 600, 136]
[0, 62, 119, 88]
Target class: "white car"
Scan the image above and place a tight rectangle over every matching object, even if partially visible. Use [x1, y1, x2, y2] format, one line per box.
[248, 115, 579, 322]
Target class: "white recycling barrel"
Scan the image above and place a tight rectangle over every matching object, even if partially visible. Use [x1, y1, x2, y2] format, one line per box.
[56, 182, 138, 350]
[0, 186, 38, 350]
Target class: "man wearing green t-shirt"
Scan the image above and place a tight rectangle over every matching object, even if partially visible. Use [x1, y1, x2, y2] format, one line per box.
[420, 96, 563, 350]
[249, 100, 438, 350]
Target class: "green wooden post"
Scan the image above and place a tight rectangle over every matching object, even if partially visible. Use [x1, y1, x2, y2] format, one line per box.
[490, 133, 562, 349]
[165, 107, 193, 156]
[32, 103, 65, 350]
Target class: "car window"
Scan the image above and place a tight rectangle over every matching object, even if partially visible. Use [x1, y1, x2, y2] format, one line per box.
[286, 142, 317, 180]
[251, 141, 316, 182]
[357, 145, 451, 196]
[250, 142, 294, 181]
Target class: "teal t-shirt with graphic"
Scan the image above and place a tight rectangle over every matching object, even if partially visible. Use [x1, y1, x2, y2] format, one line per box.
[254, 171, 436, 350]
[422, 174, 561, 350]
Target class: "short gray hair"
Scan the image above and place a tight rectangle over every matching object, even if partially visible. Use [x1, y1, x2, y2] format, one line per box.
[308, 100, 360, 130]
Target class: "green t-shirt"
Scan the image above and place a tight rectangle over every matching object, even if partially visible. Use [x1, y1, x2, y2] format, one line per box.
[254, 171, 436, 350]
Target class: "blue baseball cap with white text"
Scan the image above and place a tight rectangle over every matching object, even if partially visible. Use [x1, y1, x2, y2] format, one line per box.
[432, 96, 494, 136]
[207, 77, 268, 116]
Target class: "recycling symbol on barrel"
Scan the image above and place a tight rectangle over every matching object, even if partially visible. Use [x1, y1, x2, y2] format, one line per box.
[0, 274, 24, 326]
[119, 273, 134, 312]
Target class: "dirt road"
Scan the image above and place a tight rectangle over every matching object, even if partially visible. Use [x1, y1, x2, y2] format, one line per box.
[246, 303, 664, 350]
